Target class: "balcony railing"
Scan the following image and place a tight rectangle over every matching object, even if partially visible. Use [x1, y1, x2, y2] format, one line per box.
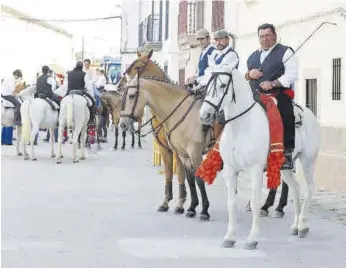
[138, 14, 162, 51]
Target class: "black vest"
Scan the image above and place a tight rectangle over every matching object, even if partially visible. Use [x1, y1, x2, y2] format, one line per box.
[247, 44, 293, 93]
[36, 74, 53, 97]
[68, 69, 85, 90]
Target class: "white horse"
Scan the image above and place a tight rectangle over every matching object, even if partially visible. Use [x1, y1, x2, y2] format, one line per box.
[199, 66, 320, 250]
[20, 85, 66, 160]
[1, 85, 36, 155]
[56, 92, 90, 164]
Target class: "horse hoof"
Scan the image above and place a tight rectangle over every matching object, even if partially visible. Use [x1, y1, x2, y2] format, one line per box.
[273, 210, 284, 218]
[80, 156, 86, 161]
[244, 241, 258, 250]
[221, 240, 236, 248]
[260, 209, 269, 217]
[200, 213, 210, 221]
[157, 205, 169, 212]
[24, 156, 29, 160]
[121, 147, 125, 150]
[17, 152, 23, 156]
[50, 154, 56, 158]
[113, 147, 117, 150]
[32, 158, 37, 161]
[173, 207, 184, 214]
[73, 160, 79, 163]
[138, 146, 142, 149]
[291, 228, 298, 236]
[185, 210, 196, 218]
[298, 228, 309, 238]
[131, 145, 134, 149]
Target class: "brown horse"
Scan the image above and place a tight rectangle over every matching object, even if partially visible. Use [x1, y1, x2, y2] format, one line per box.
[114, 55, 188, 216]
[100, 91, 142, 149]
[119, 52, 214, 221]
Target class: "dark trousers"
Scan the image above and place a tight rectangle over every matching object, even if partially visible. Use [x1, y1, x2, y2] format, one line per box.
[1, 95, 21, 122]
[275, 93, 295, 150]
[1, 127, 13, 145]
[262, 181, 289, 211]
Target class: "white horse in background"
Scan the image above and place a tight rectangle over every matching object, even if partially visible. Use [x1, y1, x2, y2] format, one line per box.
[1, 85, 36, 156]
[199, 66, 320, 250]
[20, 85, 67, 160]
[56, 91, 90, 164]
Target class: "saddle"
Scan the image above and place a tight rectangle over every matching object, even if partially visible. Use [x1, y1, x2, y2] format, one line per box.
[253, 93, 303, 128]
[37, 93, 60, 111]
[69, 90, 93, 107]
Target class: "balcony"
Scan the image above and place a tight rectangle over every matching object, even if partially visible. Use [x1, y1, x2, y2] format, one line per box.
[138, 14, 163, 51]
[178, 1, 203, 50]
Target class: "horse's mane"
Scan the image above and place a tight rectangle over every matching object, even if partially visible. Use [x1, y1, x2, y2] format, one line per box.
[126, 57, 182, 89]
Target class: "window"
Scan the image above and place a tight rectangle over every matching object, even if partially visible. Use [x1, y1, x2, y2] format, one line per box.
[306, 79, 318, 116]
[179, 68, 185, 87]
[332, 58, 342, 100]
[165, 0, 169, 40]
[164, 64, 168, 75]
[211, 0, 224, 31]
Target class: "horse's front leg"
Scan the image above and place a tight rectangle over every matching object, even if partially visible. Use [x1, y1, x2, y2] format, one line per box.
[121, 130, 126, 149]
[72, 129, 79, 163]
[137, 131, 142, 149]
[49, 128, 56, 158]
[245, 165, 263, 250]
[221, 165, 238, 248]
[131, 131, 135, 148]
[157, 147, 174, 212]
[16, 126, 22, 156]
[114, 127, 118, 149]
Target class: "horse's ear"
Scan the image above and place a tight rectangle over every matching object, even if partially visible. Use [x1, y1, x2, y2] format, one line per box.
[137, 50, 142, 58]
[147, 49, 153, 59]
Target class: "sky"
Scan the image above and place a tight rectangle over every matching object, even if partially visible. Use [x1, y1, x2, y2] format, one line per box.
[2, 0, 123, 57]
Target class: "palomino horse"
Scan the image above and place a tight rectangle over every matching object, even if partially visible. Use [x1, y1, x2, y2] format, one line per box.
[1, 83, 34, 156]
[115, 55, 187, 215]
[100, 90, 142, 150]
[56, 92, 90, 163]
[120, 71, 214, 221]
[199, 66, 320, 249]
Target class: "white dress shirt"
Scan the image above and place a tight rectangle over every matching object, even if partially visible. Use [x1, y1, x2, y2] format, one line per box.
[95, 75, 107, 88]
[198, 43, 239, 86]
[259, 43, 298, 87]
[1, 76, 15, 96]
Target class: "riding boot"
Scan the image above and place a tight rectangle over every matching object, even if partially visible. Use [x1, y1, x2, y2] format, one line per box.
[281, 148, 294, 170]
[88, 104, 97, 126]
[14, 108, 22, 126]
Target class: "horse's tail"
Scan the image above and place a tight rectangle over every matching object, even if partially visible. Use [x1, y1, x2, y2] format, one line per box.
[66, 95, 74, 128]
[22, 101, 31, 144]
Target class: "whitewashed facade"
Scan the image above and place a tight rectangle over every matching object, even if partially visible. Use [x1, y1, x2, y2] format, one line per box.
[121, 0, 346, 190]
[0, 5, 74, 82]
[120, 0, 180, 82]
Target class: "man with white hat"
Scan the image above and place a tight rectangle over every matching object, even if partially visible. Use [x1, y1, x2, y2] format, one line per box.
[186, 28, 215, 87]
[195, 29, 239, 90]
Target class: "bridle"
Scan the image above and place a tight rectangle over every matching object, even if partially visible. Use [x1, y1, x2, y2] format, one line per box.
[203, 72, 256, 124]
[120, 60, 150, 121]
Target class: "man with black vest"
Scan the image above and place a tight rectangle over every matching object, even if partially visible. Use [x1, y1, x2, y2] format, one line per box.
[35, 65, 60, 105]
[245, 23, 298, 217]
[186, 28, 215, 87]
[66, 61, 97, 123]
[245, 23, 297, 169]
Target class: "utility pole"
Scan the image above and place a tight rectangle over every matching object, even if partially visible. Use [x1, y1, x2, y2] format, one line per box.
[81, 35, 85, 61]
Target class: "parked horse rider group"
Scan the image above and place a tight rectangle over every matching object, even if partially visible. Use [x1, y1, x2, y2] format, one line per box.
[1, 59, 105, 128]
[185, 23, 298, 216]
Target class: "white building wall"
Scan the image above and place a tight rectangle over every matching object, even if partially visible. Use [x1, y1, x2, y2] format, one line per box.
[0, 10, 73, 82]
